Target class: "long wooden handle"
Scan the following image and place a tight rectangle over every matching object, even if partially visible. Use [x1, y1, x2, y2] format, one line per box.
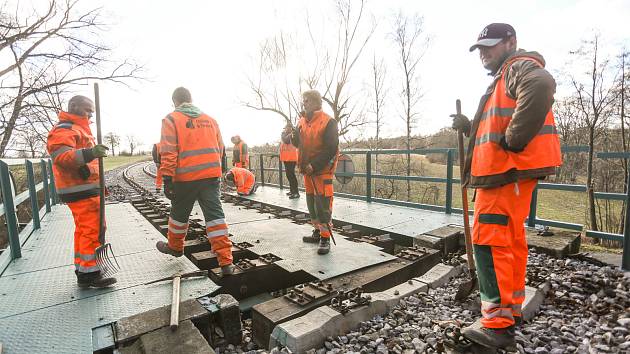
[170, 276, 181, 331]
[94, 83, 106, 245]
[456, 99, 476, 274]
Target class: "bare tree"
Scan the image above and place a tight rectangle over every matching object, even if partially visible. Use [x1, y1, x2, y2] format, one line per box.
[0, 0, 143, 157]
[369, 54, 387, 171]
[126, 135, 140, 156]
[391, 12, 429, 201]
[104, 132, 120, 156]
[566, 34, 619, 231]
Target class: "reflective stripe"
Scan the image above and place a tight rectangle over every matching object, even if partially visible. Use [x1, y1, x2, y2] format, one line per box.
[207, 229, 228, 238]
[50, 145, 73, 160]
[169, 218, 187, 227]
[161, 145, 177, 152]
[513, 289, 526, 298]
[482, 308, 514, 320]
[75, 149, 85, 164]
[161, 135, 177, 143]
[57, 122, 73, 129]
[478, 213, 509, 226]
[480, 107, 514, 121]
[323, 179, 333, 185]
[475, 125, 558, 146]
[180, 147, 220, 159]
[168, 227, 187, 234]
[57, 183, 99, 194]
[481, 301, 511, 310]
[206, 218, 226, 227]
[176, 162, 221, 174]
[74, 252, 96, 261]
[75, 264, 99, 273]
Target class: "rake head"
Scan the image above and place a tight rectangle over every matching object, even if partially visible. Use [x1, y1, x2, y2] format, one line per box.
[96, 242, 120, 277]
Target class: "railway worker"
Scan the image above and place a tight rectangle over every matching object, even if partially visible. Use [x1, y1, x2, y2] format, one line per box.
[156, 87, 235, 276]
[231, 135, 249, 169]
[47, 95, 117, 288]
[280, 124, 300, 199]
[151, 143, 163, 193]
[225, 167, 257, 196]
[451, 23, 562, 350]
[290, 90, 339, 255]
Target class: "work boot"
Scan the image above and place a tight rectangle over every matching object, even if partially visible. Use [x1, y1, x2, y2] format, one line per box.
[289, 192, 300, 199]
[286, 191, 293, 196]
[220, 264, 236, 277]
[462, 323, 516, 351]
[303, 229, 320, 243]
[155, 188, 161, 193]
[317, 237, 330, 255]
[77, 271, 117, 289]
[155, 241, 183, 257]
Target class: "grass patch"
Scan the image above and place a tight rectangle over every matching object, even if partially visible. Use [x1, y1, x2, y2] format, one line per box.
[103, 155, 150, 171]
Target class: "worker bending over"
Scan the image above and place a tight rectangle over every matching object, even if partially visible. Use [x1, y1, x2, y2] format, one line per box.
[225, 167, 257, 196]
[156, 87, 235, 276]
[47, 95, 116, 288]
[231, 135, 249, 169]
[452, 23, 562, 350]
[291, 90, 339, 255]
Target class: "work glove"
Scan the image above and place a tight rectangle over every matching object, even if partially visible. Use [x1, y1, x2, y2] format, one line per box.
[499, 136, 525, 153]
[78, 165, 91, 180]
[163, 176, 175, 200]
[91, 144, 109, 158]
[302, 163, 314, 176]
[450, 113, 471, 136]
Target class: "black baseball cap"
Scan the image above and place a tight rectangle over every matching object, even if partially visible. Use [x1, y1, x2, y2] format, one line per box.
[469, 23, 516, 52]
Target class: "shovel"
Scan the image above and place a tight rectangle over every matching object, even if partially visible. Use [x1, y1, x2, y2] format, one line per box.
[453, 99, 477, 301]
[94, 82, 120, 277]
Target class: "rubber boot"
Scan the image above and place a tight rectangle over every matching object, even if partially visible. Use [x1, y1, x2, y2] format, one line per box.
[155, 241, 183, 257]
[317, 237, 330, 255]
[303, 229, 320, 243]
[462, 323, 516, 351]
[77, 271, 117, 289]
[221, 264, 236, 277]
[289, 193, 300, 199]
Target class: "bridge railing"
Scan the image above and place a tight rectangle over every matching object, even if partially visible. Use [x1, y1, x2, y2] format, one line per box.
[253, 146, 630, 270]
[0, 159, 57, 273]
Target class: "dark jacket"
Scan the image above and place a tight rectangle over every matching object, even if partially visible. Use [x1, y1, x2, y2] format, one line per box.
[463, 49, 557, 188]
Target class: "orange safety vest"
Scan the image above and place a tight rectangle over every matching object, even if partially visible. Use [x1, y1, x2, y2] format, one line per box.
[159, 111, 224, 182]
[279, 142, 298, 162]
[297, 111, 339, 174]
[46, 111, 100, 203]
[231, 167, 255, 194]
[233, 141, 249, 168]
[471, 57, 562, 178]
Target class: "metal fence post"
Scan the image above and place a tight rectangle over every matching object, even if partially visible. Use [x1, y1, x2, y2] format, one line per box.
[622, 167, 630, 271]
[366, 152, 372, 203]
[0, 161, 22, 259]
[47, 159, 58, 204]
[445, 150, 453, 214]
[259, 154, 265, 187]
[25, 160, 41, 230]
[278, 156, 284, 190]
[528, 187, 538, 227]
[41, 159, 51, 212]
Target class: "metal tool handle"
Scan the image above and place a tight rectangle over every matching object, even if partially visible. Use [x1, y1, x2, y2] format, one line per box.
[94, 83, 106, 245]
[170, 275, 181, 331]
[455, 99, 476, 274]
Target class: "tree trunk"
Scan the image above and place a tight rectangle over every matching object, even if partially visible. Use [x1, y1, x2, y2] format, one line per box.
[0, 96, 24, 157]
[586, 127, 599, 232]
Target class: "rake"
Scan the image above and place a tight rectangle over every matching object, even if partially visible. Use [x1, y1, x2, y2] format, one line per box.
[94, 82, 120, 277]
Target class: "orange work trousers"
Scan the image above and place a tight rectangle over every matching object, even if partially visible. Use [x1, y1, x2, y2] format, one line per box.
[473, 179, 537, 329]
[304, 173, 334, 238]
[155, 163, 163, 189]
[67, 196, 103, 274]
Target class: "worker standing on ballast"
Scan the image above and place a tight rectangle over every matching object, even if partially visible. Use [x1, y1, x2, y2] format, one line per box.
[156, 87, 234, 276]
[291, 90, 339, 255]
[47, 95, 117, 288]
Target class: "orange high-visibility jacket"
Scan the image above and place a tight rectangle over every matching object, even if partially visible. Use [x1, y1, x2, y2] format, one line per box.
[159, 111, 224, 182]
[230, 167, 255, 194]
[279, 142, 298, 162]
[472, 57, 562, 178]
[47, 111, 100, 203]
[297, 111, 339, 175]
[233, 141, 249, 168]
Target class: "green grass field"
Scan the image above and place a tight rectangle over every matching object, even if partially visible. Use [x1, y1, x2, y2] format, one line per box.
[103, 155, 150, 171]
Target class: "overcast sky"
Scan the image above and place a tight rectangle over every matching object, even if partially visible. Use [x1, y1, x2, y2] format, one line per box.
[60, 0, 630, 150]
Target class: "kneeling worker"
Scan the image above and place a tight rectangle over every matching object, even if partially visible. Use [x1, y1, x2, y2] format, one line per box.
[156, 87, 234, 276]
[225, 167, 257, 196]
